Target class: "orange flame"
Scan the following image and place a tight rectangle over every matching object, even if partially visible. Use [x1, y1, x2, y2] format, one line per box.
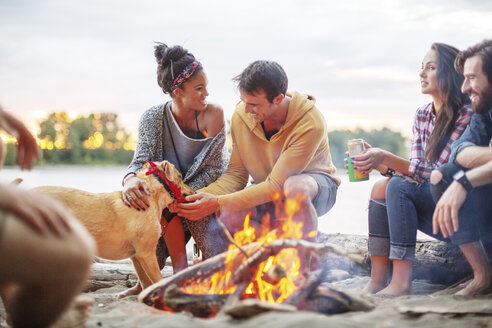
[181, 192, 310, 304]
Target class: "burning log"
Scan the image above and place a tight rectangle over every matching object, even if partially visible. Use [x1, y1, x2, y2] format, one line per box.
[230, 239, 365, 285]
[139, 238, 365, 317]
[138, 246, 249, 303]
[139, 195, 370, 319]
[263, 265, 287, 285]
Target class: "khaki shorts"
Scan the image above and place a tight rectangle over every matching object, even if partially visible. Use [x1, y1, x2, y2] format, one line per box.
[251, 173, 338, 225]
[305, 173, 338, 217]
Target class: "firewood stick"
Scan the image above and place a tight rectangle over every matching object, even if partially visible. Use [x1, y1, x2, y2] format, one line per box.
[231, 239, 365, 284]
[285, 263, 329, 305]
[219, 280, 250, 315]
[217, 218, 249, 258]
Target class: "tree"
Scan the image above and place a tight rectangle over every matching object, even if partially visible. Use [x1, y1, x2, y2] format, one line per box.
[328, 127, 408, 168]
[34, 111, 135, 165]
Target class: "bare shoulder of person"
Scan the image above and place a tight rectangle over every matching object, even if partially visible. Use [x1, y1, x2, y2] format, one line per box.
[204, 102, 224, 137]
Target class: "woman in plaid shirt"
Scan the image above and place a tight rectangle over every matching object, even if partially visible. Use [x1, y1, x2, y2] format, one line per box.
[350, 43, 473, 296]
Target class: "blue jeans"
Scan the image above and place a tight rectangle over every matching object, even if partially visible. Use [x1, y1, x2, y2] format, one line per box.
[431, 162, 492, 243]
[368, 175, 483, 261]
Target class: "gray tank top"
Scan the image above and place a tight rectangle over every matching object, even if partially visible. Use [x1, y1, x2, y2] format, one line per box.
[163, 103, 212, 175]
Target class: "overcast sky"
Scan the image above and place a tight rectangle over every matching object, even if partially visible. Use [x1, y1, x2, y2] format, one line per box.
[1, 0, 491, 137]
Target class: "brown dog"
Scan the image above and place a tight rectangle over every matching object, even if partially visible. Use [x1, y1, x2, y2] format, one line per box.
[34, 160, 194, 293]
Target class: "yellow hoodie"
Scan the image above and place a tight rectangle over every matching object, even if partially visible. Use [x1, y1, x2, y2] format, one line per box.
[199, 91, 340, 212]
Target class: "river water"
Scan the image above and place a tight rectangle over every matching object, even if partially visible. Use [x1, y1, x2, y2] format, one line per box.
[0, 165, 430, 238]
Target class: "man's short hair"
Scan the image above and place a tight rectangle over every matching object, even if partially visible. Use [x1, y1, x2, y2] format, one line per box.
[233, 60, 288, 103]
[455, 39, 492, 83]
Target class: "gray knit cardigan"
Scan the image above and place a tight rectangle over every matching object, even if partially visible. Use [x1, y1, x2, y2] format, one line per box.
[126, 102, 230, 259]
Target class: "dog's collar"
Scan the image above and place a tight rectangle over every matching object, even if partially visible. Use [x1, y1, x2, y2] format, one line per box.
[145, 159, 185, 203]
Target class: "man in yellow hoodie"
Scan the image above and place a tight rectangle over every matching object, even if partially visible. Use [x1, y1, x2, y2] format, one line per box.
[175, 60, 340, 258]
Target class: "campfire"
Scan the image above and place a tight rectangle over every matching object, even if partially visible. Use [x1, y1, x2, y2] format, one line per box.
[139, 194, 373, 318]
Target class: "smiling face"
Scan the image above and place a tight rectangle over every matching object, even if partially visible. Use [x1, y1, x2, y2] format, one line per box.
[420, 49, 439, 98]
[240, 88, 280, 123]
[462, 55, 492, 114]
[175, 70, 209, 111]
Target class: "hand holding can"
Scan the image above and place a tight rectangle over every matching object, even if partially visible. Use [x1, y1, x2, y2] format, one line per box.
[347, 139, 369, 182]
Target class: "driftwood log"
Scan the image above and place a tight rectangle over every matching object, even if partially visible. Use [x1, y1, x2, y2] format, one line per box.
[318, 232, 492, 284]
[87, 233, 491, 295]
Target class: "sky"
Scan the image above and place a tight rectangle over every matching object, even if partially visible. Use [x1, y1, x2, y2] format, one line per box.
[1, 0, 491, 138]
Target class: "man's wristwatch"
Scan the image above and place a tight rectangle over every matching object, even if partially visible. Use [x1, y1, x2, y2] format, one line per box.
[452, 170, 473, 193]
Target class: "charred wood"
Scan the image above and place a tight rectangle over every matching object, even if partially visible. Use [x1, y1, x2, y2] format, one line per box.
[163, 284, 229, 318]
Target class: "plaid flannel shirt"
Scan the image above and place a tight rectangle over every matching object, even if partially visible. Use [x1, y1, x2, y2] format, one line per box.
[408, 102, 473, 182]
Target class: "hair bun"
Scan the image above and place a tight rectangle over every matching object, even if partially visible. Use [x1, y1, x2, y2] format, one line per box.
[154, 42, 198, 95]
[154, 42, 189, 67]
[154, 42, 169, 65]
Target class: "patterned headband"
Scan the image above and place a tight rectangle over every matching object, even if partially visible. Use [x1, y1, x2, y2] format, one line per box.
[169, 60, 202, 92]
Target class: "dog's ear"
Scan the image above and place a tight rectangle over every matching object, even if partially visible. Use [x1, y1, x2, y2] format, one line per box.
[163, 161, 194, 196]
[163, 161, 182, 182]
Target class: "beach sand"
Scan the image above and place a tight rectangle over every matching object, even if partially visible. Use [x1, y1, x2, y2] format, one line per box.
[1, 237, 492, 328]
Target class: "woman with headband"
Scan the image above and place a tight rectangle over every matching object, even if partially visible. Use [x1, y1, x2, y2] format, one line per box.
[119, 43, 229, 297]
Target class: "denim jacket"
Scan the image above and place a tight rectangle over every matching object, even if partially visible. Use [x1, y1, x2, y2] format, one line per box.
[450, 108, 492, 163]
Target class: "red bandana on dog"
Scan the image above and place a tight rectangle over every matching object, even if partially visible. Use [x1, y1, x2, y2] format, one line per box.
[145, 159, 185, 203]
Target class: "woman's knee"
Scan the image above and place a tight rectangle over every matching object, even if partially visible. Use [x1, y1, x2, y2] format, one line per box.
[386, 175, 405, 197]
[430, 170, 442, 185]
[370, 178, 389, 199]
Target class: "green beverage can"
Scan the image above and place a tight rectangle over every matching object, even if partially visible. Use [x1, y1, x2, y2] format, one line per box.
[347, 139, 369, 182]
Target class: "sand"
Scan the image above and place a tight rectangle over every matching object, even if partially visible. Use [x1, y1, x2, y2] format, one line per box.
[2, 246, 492, 328]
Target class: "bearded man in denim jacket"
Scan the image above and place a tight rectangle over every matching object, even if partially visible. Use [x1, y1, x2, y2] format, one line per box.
[431, 39, 492, 296]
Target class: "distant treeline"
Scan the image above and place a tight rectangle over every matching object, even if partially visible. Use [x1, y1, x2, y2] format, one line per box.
[328, 127, 408, 168]
[3, 112, 408, 168]
[3, 112, 135, 166]
[4, 144, 134, 166]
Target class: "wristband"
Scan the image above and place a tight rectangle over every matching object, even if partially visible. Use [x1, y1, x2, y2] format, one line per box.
[380, 167, 395, 177]
[452, 170, 473, 193]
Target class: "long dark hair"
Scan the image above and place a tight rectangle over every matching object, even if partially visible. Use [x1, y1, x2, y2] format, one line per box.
[424, 43, 470, 163]
[153, 42, 202, 96]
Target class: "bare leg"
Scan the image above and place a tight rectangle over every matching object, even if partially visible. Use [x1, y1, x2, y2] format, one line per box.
[364, 255, 390, 293]
[456, 241, 492, 296]
[377, 259, 412, 296]
[116, 282, 142, 299]
[118, 218, 188, 299]
[163, 217, 188, 273]
[220, 208, 257, 236]
[283, 175, 319, 271]
[0, 212, 95, 328]
[431, 172, 492, 295]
